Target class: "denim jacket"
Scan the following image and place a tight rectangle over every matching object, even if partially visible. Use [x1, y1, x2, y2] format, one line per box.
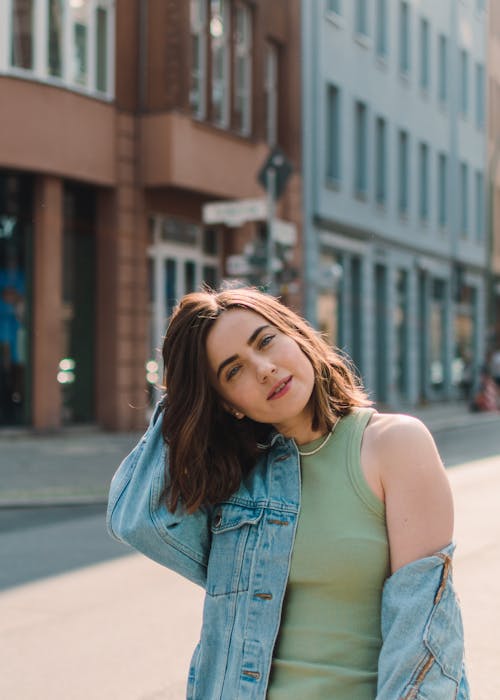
[107, 403, 470, 699]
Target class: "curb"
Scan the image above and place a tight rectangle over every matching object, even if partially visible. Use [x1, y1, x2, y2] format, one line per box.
[0, 495, 109, 509]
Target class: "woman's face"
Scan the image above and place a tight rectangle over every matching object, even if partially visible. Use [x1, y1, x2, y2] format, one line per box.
[206, 308, 316, 438]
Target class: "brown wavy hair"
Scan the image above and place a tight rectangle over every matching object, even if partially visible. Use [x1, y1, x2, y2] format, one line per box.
[162, 287, 371, 513]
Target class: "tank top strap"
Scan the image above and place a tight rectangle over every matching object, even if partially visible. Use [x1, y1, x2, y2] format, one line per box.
[344, 407, 384, 520]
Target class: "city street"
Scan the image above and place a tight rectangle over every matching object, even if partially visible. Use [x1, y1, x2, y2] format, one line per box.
[0, 419, 499, 698]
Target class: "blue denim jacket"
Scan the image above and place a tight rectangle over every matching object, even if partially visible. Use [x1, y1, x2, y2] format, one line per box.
[107, 404, 470, 699]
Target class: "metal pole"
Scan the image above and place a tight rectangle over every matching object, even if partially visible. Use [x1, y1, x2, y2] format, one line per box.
[266, 167, 276, 295]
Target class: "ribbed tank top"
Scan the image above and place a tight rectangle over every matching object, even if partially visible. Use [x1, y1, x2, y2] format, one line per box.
[267, 408, 389, 700]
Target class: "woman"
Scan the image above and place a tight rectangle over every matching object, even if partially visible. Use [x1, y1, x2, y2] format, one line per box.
[107, 287, 469, 699]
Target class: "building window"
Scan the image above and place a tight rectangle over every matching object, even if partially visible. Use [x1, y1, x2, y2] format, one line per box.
[399, 1, 410, 75]
[327, 0, 341, 14]
[355, 0, 369, 37]
[375, 0, 388, 57]
[7, 0, 114, 98]
[190, 0, 207, 118]
[48, 0, 63, 77]
[211, 0, 230, 127]
[95, 4, 109, 92]
[460, 48, 469, 117]
[437, 152, 447, 228]
[326, 84, 341, 183]
[11, 0, 34, 70]
[264, 43, 278, 146]
[475, 171, 484, 241]
[354, 101, 368, 197]
[233, 3, 252, 135]
[475, 62, 485, 129]
[438, 34, 447, 104]
[375, 116, 387, 205]
[419, 17, 430, 91]
[398, 129, 409, 216]
[419, 142, 429, 221]
[460, 162, 469, 235]
[70, 0, 90, 86]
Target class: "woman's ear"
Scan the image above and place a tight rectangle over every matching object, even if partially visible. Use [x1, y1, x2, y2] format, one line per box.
[222, 401, 245, 420]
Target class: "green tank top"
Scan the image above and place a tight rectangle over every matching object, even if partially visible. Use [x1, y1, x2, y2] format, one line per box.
[267, 408, 389, 700]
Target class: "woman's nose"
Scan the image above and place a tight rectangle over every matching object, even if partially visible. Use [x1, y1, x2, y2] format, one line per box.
[256, 358, 277, 382]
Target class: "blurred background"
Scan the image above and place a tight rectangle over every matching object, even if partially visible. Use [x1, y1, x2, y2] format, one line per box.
[0, 2, 499, 699]
[1, 0, 499, 431]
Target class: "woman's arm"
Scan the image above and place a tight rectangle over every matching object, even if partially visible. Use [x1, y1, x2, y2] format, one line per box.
[107, 403, 210, 588]
[364, 414, 469, 699]
[375, 414, 454, 573]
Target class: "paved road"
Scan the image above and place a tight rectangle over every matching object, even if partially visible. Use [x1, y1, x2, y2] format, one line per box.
[0, 421, 498, 698]
[0, 504, 129, 591]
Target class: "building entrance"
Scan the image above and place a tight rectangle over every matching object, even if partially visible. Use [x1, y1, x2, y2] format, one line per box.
[146, 216, 220, 403]
[0, 172, 33, 426]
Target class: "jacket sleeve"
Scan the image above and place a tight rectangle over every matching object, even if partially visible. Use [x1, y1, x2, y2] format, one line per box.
[376, 543, 470, 700]
[106, 402, 210, 588]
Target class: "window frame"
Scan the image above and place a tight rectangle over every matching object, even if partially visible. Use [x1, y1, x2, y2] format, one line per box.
[326, 83, 341, 185]
[190, 0, 207, 119]
[233, 1, 252, 136]
[354, 99, 368, 198]
[1, 0, 115, 100]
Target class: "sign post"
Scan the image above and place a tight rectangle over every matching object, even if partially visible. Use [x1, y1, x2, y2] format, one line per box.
[257, 147, 293, 294]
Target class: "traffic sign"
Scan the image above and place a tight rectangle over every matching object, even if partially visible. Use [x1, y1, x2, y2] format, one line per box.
[257, 147, 293, 200]
[226, 255, 253, 276]
[271, 219, 297, 246]
[202, 198, 267, 227]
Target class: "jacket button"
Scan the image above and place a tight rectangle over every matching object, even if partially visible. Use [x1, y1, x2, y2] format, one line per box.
[213, 512, 222, 527]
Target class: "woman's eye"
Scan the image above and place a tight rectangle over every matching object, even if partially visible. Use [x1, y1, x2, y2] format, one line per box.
[226, 365, 240, 381]
[259, 334, 275, 349]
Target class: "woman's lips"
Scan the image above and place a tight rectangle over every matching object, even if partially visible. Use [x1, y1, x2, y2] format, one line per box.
[267, 376, 292, 400]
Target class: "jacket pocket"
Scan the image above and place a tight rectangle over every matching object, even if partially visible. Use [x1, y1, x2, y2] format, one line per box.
[206, 503, 264, 596]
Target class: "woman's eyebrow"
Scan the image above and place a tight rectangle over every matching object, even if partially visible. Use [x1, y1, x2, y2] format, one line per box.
[216, 325, 271, 379]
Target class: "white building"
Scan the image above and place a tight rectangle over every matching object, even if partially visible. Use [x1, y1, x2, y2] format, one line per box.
[302, 0, 488, 407]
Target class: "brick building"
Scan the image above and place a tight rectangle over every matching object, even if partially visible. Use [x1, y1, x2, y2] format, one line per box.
[0, 0, 301, 430]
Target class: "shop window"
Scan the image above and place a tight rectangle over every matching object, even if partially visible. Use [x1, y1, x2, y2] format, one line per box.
[61, 184, 96, 423]
[430, 279, 446, 390]
[0, 171, 33, 426]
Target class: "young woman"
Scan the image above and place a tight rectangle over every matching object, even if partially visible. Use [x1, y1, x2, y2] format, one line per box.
[107, 286, 469, 700]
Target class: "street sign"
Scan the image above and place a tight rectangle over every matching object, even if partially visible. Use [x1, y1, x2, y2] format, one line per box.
[226, 255, 253, 276]
[271, 219, 297, 246]
[202, 198, 267, 227]
[257, 146, 293, 200]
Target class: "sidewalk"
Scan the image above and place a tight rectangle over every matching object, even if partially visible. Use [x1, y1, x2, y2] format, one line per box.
[0, 453, 498, 699]
[0, 401, 498, 507]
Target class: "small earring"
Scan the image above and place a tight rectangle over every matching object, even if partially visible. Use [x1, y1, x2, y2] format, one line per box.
[233, 410, 244, 419]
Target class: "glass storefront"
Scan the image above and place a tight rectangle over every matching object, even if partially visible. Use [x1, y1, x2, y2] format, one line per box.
[316, 248, 343, 349]
[453, 285, 476, 398]
[147, 215, 221, 406]
[430, 279, 446, 392]
[60, 183, 96, 423]
[394, 269, 409, 398]
[0, 171, 33, 426]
